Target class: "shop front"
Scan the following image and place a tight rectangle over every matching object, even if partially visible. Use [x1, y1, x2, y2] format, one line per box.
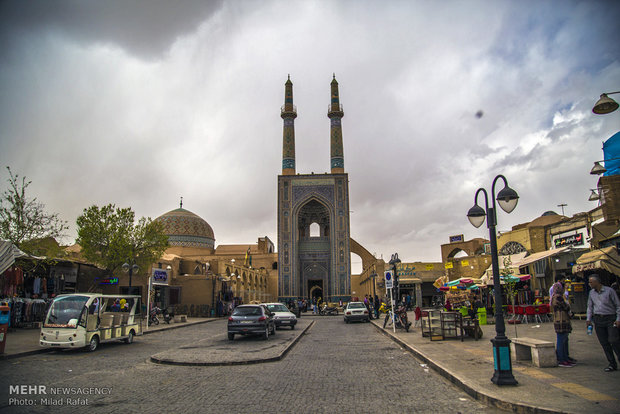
[572, 246, 620, 313]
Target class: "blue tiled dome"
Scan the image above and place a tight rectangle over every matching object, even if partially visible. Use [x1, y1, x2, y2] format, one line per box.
[156, 208, 215, 249]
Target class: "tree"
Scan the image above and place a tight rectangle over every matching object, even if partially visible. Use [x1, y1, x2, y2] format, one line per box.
[76, 204, 168, 275]
[501, 256, 520, 337]
[0, 167, 68, 254]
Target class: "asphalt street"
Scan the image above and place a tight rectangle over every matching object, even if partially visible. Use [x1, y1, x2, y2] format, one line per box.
[0, 317, 503, 413]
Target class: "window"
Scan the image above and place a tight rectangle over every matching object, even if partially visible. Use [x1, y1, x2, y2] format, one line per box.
[310, 222, 320, 237]
[169, 287, 181, 305]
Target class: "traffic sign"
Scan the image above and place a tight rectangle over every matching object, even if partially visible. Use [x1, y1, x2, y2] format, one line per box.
[385, 271, 393, 289]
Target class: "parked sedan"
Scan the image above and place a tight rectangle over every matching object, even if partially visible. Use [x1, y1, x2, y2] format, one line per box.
[228, 305, 276, 340]
[344, 301, 370, 323]
[264, 303, 298, 330]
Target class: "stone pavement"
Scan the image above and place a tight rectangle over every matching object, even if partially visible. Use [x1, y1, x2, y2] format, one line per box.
[0, 317, 215, 359]
[372, 312, 620, 414]
[150, 319, 313, 366]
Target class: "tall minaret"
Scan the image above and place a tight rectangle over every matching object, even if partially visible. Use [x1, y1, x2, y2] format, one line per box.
[281, 75, 297, 175]
[328, 74, 345, 173]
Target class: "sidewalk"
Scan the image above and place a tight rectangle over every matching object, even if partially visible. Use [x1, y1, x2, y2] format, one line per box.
[372, 313, 620, 414]
[0, 317, 215, 359]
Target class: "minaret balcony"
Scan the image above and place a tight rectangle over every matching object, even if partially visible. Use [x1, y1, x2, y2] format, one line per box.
[327, 103, 344, 117]
[281, 104, 297, 117]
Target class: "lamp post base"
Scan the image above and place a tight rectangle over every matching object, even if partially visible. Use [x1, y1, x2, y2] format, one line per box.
[490, 337, 518, 385]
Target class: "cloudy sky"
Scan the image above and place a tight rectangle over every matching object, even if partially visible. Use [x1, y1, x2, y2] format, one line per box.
[1, 0, 619, 270]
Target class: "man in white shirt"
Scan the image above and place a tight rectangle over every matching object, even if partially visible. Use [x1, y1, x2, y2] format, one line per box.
[587, 274, 620, 372]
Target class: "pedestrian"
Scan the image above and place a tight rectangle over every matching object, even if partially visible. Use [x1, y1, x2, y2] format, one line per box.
[549, 275, 569, 305]
[586, 274, 620, 372]
[374, 294, 380, 319]
[406, 293, 411, 310]
[414, 306, 422, 327]
[552, 281, 574, 367]
[369, 295, 375, 319]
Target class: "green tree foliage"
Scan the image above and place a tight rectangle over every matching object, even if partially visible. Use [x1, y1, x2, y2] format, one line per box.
[0, 167, 68, 254]
[501, 256, 519, 315]
[76, 204, 168, 274]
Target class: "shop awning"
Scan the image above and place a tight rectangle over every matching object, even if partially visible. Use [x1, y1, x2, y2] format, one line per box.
[517, 246, 570, 267]
[483, 252, 527, 279]
[572, 247, 620, 276]
[0, 240, 27, 275]
[399, 276, 422, 284]
[481, 273, 531, 286]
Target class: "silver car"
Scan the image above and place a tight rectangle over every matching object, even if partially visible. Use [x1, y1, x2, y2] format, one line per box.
[264, 303, 298, 330]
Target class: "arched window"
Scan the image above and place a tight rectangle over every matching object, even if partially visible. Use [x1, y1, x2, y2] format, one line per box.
[310, 222, 320, 237]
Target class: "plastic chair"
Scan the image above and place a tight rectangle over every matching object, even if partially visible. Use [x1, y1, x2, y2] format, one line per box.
[525, 306, 541, 324]
[515, 305, 526, 323]
[539, 304, 551, 322]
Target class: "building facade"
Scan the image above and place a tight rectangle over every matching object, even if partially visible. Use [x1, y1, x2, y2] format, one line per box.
[277, 76, 352, 302]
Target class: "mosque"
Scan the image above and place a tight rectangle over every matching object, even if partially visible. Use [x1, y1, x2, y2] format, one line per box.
[142, 77, 385, 315]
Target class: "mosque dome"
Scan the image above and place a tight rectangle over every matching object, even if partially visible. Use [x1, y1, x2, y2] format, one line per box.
[541, 211, 558, 216]
[156, 208, 215, 249]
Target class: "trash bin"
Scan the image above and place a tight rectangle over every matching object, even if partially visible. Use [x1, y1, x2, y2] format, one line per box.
[477, 307, 487, 325]
[0, 305, 10, 354]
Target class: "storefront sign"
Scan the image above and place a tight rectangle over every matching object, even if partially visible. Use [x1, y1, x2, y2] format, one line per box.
[99, 277, 118, 285]
[152, 269, 169, 286]
[444, 262, 453, 269]
[425, 264, 434, 271]
[554, 232, 584, 248]
[449, 234, 464, 243]
[461, 260, 469, 267]
[572, 261, 599, 273]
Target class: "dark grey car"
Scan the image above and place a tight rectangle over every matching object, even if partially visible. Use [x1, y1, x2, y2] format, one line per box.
[228, 305, 276, 340]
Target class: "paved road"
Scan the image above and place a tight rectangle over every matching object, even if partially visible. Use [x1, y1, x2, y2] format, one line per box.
[0, 318, 503, 413]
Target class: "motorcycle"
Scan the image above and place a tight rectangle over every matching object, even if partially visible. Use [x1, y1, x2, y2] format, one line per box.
[319, 303, 339, 316]
[162, 307, 174, 324]
[382, 303, 412, 331]
[149, 306, 160, 325]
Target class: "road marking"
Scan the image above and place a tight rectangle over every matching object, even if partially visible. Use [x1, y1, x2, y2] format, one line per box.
[552, 382, 617, 401]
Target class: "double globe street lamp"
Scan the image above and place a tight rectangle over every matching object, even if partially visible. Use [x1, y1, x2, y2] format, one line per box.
[122, 260, 139, 288]
[467, 174, 519, 386]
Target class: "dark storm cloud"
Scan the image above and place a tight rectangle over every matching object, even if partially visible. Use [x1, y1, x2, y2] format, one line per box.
[0, 0, 225, 59]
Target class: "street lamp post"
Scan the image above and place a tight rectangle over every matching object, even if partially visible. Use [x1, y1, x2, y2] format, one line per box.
[370, 268, 377, 299]
[388, 253, 401, 304]
[467, 174, 519, 386]
[122, 260, 139, 289]
[592, 91, 620, 114]
[203, 262, 215, 316]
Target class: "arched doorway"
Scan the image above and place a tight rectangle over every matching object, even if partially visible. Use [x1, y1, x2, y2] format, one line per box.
[309, 283, 323, 301]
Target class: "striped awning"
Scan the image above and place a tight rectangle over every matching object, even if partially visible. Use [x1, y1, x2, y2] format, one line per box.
[0, 240, 27, 275]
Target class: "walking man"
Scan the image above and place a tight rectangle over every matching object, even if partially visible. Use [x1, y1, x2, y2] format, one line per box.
[587, 274, 620, 372]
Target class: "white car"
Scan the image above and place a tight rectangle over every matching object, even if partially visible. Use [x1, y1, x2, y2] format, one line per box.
[263, 303, 298, 330]
[344, 301, 370, 323]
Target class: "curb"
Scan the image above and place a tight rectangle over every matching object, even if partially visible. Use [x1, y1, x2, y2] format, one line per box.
[371, 321, 566, 414]
[141, 318, 215, 335]
[150, 320, 315, 367]
[0, 319, 216, 360]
